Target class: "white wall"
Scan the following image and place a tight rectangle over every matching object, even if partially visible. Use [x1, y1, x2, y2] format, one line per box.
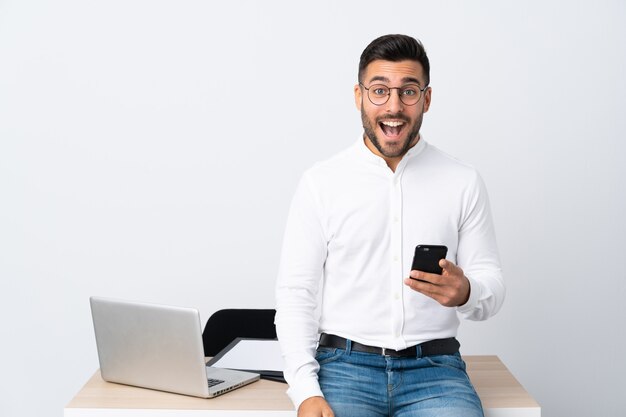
[1, 1, 624, 416]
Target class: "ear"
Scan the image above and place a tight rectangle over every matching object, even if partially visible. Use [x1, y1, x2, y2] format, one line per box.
[422, 86, 432, 113]
[354, 83, 362, 110]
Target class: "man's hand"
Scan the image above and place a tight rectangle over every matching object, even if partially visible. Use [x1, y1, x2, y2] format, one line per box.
[404, 259, 470, 307]
[298, 396, 334, 417]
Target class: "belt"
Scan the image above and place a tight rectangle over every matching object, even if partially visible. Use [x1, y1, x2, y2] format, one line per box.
[318, 333, 460, 358]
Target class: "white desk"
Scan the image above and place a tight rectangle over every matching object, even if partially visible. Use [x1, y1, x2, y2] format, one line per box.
[65, 356, 540, 417]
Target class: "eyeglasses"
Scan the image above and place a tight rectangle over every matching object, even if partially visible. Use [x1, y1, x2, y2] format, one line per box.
[359, 82, 428, 106]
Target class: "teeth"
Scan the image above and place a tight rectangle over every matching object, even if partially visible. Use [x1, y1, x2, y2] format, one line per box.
[381, 121, 404, 127]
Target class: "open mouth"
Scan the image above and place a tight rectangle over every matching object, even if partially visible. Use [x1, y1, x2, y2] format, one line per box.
[379, 120, 406, 138]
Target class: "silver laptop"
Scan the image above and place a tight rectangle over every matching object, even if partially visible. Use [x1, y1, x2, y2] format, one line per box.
[90, 296, 260, 398]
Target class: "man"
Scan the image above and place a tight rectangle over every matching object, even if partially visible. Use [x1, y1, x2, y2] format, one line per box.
[275, 34, 505, 417]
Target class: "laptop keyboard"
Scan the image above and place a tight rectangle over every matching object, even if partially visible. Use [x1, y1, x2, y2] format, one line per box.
[207, 378, 225, 388]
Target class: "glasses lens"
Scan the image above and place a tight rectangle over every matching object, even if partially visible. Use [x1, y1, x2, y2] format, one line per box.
[399, 85, 421, 105]
[368, 84, 390, 105]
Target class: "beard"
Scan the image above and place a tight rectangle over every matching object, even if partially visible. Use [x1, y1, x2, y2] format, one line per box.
[361, 107, 423, 159]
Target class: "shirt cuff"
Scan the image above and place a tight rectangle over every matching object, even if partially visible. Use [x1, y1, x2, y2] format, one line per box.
[287, 377, 325, 411]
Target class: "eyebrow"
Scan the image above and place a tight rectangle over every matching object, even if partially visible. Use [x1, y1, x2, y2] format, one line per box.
[368, 75, 423, 86]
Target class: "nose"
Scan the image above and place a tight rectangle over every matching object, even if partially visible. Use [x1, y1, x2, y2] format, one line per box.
[385, 88, 404, 113]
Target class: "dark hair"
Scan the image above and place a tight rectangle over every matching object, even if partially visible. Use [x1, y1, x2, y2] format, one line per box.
[358, 34, 430, 86]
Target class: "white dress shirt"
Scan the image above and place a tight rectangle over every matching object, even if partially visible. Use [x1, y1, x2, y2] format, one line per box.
[275, 137, 505, 408]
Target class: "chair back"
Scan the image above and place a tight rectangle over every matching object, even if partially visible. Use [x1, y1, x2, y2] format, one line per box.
[202, 308, 277, 356]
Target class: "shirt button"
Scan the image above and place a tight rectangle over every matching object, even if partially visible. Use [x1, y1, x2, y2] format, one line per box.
[394, 293, 400, 300]
[393, 255, 399, 262]
[393, 216, 399, 223]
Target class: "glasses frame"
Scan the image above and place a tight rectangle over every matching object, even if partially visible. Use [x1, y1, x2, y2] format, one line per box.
[359, 82, 429, 106]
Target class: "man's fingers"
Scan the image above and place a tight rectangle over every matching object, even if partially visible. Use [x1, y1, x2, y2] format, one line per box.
[404, 277, 443, 295]
[298, 396, 334, 417]
[439, 259, 453, 274]
[409, 269, 442, 283]
[440, 259, 462, 276]
[404, 277, 450, 302]
[407, 260, 470, 307]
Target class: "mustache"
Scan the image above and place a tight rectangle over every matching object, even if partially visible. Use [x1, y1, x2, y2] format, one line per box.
[376, 114, 410, 123]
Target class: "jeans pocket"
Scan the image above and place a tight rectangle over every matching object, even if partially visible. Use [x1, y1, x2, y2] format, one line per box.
[424, 352, 467, 372]
[315, 347, 342, 365]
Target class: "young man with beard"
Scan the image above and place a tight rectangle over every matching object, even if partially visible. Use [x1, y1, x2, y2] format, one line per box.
[275, 34, 505, 417]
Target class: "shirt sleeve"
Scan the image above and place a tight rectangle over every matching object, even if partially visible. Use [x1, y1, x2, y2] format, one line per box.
[275, 172, 328, 409]
[455, 171, 506, 320]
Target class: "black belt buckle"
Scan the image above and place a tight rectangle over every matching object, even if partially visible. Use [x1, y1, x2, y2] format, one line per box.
[381, 347, 399, 357]
[381, 346, 416, 358]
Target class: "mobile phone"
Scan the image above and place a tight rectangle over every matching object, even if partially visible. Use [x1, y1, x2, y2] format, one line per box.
[411, 245, 448, 276]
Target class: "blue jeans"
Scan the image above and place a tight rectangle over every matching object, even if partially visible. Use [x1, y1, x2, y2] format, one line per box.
[316, 340, 483, 417]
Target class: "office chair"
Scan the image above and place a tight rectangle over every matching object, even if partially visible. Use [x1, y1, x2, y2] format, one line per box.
[202, 308, 277, 356]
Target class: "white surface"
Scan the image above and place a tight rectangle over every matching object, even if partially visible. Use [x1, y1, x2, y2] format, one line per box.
[2, 1, 624, 417]
[64, 409, 295, 417]
[64, 406, 540, 417]
[211, 339, 285, 372]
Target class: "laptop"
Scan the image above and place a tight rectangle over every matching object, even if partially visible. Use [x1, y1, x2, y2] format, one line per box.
[89, 296, 260, 398]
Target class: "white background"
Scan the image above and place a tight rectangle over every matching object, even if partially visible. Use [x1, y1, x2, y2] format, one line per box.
[1, 1, 625, 416]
